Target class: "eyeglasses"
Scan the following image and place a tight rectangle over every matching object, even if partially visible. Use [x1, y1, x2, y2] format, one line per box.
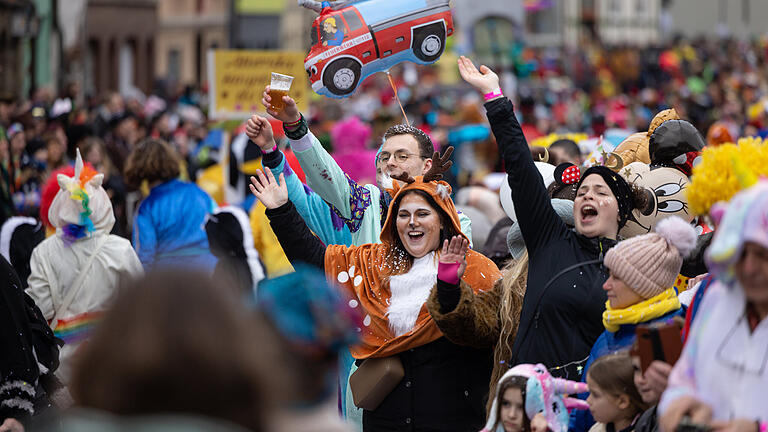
[376, 151, 426, 165]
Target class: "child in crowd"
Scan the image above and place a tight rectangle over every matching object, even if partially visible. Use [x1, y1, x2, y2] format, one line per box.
[586, 354, 648, 432]
[631, 353, 670, 432]
[483, 364, 589, 432]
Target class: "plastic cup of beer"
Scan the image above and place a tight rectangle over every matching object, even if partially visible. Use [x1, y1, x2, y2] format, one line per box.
[269, 72, 294, 111]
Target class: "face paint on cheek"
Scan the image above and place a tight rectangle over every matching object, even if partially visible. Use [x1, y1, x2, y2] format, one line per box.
[597, 199, 611, 208]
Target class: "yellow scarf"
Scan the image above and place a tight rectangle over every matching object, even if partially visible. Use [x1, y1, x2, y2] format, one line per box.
[602, 288, 681, 333]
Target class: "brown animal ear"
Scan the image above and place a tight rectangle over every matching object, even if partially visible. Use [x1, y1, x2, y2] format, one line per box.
[422, 146, 454, 183]
[391, 172, 415, 184]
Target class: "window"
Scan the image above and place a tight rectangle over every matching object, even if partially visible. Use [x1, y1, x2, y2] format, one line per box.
[311, 24, 318, 45]
[525, 6, 557, 34]
[168, 48, 181, 81]
[342, 9, 364, 31]
[320, 14, 346, 47]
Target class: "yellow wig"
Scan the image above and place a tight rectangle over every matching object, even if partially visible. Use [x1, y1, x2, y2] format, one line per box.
[687, 137, 768, 215]
[530, 133, 588, 149]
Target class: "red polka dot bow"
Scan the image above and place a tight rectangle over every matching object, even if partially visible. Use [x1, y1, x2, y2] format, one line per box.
[561, 165, 581, 185]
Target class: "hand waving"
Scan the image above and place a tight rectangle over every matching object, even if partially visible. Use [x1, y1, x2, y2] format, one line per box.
[457, 56, 501, 96]
[249, 169, 288, 209]
[439, 236, 469, 281]
[245, 115, 276, 152]
[262, 85, 301, 124]
[531, 413, 548, 432]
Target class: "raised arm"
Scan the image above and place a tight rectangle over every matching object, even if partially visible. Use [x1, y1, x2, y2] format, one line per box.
[262, 87, 373, 232]
[458, 57, 567, 252]
[249, 169, 326, 269]
[246, 115, 353, 246]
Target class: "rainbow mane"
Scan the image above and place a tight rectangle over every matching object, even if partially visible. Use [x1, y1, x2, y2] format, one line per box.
[78, 165, 98, 188]
[61, 149, 98, 243]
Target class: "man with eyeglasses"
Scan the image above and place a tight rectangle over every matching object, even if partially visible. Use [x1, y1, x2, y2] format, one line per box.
[247, 86, 471, 248]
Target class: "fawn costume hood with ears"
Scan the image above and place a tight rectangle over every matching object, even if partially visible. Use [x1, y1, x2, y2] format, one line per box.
[325, 147, 501, 359]
[48, 149, 115, 240]
[382, 147, 469, 245]
[482, 363, 589, 432]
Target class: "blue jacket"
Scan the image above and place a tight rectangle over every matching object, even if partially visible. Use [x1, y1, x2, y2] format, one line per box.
[570, 308, 683, 432]
[132, 179, 218, 273]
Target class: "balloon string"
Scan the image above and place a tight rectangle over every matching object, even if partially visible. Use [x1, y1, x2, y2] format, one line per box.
[386, 71, 410, 126]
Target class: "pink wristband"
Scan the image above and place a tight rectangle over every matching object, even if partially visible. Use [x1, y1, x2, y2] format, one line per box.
[484, 88, 503, 101]
[759, 421, 767, 432]
[263, 145, 277, 154]
[437, 261, 461, 285]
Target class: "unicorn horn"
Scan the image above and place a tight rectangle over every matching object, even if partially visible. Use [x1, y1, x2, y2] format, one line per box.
[552, 378, 588, 395]
[74, 148, 84, 181]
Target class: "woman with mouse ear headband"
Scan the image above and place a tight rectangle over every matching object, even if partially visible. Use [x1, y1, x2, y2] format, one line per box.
[453, 56, 646, 383]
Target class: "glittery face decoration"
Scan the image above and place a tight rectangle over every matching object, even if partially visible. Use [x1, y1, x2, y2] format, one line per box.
[574, 174, 620, 239]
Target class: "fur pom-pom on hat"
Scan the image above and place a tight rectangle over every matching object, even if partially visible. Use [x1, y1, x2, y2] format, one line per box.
[654, 216, 697, 258]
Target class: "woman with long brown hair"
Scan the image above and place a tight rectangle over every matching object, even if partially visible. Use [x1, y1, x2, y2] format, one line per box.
[249, 153, 501, 431]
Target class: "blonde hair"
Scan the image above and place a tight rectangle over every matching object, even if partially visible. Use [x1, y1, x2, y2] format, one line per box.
[487, 252, 528, 413]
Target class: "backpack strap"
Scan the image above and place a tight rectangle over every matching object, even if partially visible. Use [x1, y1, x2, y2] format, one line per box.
[49, 234, 110, 330]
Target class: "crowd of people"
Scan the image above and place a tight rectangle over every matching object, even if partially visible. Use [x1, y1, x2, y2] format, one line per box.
[0, 32, 767, 432]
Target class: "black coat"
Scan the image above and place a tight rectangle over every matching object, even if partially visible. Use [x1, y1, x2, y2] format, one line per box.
[361, 337, 491, 432]
[486, 98, 615, 380]
[0, 256, 58, 424]
[265, 202, 492, 431]
[635, 406, 659, 432]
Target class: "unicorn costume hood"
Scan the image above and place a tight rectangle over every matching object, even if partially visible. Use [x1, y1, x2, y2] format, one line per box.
[26, 149, 143, 382]
[48, 150, 115, 238]
[482, 364, 589, 432]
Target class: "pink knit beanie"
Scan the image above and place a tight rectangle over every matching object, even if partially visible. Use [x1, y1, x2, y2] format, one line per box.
[604, 216, 697, 299]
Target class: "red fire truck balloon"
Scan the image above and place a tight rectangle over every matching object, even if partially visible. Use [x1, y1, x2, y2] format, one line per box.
[303, 0, 454, 98]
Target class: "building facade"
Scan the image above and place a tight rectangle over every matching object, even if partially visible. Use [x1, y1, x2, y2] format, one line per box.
[664, 0, 768, 40]
[1, 0, 60, 100]
[595, 0, 660, 46]
[83, 0, 158, 96]
[155, 0, 228, 86]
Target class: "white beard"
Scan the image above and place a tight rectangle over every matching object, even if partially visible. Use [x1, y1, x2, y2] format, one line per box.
[387, 252, 437, 337]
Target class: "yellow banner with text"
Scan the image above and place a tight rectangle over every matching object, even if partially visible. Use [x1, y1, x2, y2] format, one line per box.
[208, 50, 308, 119]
